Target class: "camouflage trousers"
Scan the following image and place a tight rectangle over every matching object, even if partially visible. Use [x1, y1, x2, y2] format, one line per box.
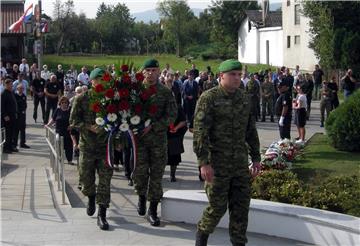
[261, 97, 273, 117]
[198, 172, 251, 245]
[79, 151, 113, 207]
[133, 136, 167, 202]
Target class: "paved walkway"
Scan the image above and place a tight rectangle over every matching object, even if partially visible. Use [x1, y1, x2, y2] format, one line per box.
[1, 98, 322, 245]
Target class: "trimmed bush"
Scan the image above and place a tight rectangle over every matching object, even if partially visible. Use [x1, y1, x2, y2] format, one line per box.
[311, 175, 360, 217]
[252, 171, 360, 217]
[252, 170, 304, 204]
[325, 89, 360, 152]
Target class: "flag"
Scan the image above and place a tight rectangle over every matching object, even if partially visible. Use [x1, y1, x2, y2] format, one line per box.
[8, 3, 33, 32]
[41, 22, 48, 33]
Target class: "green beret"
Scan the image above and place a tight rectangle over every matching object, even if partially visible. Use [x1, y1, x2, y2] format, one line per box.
[90, 68, 105, 80]
[218, 59, 242, 73]
[142, 58, 159, 69]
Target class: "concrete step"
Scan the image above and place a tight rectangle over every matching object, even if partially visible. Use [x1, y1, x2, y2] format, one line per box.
[161, 190, 360, 246]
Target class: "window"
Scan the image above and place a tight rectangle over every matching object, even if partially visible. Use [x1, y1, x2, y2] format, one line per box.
[287, 0, 290, 6]
[287, 36, 291, 48]
[295, 35, 300, 45]
[295, 4, 300, 25]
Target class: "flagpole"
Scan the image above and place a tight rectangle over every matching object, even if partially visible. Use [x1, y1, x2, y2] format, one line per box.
[36, 0, 42, 69]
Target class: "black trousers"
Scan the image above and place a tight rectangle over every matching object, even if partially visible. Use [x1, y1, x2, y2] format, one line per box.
[33, 95, 46, 122]
[45, 98, 58, 124]
[279, 123, 291, 140]
[13, 113, 26, 147]
[60, 131, 73, 162]
[184, 99, 196, 128]
[114, 147, 133, 179]
[3, 118, 15, 150]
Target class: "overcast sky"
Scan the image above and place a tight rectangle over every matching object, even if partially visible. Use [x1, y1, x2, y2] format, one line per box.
[41, 0, 214, 18]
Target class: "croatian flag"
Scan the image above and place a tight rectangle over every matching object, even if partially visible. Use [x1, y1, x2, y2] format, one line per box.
[8, 3, 33, 32]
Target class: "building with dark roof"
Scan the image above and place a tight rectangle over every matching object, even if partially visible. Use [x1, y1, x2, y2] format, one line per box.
[1, 0, 27, 64]
[238, 0, 318, 71]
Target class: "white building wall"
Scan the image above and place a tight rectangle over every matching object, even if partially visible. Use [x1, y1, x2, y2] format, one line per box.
[238, 18, 259, 64]
[282, 0, 318, 71]
[258, 27, 283, 67]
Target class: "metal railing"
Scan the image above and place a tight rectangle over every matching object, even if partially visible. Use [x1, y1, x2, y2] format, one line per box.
[45, 125, 66, 204]
[0, 128, 5, 163]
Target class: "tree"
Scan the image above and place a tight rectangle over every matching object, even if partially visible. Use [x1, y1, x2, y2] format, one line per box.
[302, 1, 360, 74]
[209, 1, 259, 43]
[95, 3, 135, 54]
[52, 0, 76, 55]
[157, 0, 196, 57]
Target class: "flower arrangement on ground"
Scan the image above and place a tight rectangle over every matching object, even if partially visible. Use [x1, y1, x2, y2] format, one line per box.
[260, 138, 303, 171]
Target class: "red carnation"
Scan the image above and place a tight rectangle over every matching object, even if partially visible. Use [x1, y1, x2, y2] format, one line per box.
[106, 104, 117, 113]
[105, 88, 115, 98]
[119, 100, 130, 111]
[119, 88, 130, 98]
[91, 102, 101, 113]
[140, 91, 150, 101]
[130, 82, 139, 90]
[121, 64, 129, 72]
[135, 73, 144, 82]
[134, 104, 142, 114]
[102, 72, 111, 82]
[94, 84, 105, 93]
[114, 80, 120, 88]
[122, 74, 131, 84]
[149, 105, 158, 115]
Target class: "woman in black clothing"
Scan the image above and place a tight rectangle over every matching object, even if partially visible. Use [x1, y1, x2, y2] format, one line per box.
[46, 96, 73, 164]
[165, 73, 187, 182]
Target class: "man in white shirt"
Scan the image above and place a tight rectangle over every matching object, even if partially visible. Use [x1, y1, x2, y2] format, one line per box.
[292, 65, 301, 85]
[19, 58, 30, 78]
[12, 73, 29, 96]
[41, 64, 51, 82]
[77, 66, 90, 86]
[0, 61, 7, 79]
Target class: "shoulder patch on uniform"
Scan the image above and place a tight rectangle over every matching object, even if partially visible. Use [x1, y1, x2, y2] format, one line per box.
[196, 111, 205, 120]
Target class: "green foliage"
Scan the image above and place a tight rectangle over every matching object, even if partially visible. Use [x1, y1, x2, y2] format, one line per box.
[156, 0, 196, 57]
[325, 89, 360, 152]
[311, 175, 360, 216]
[302, 1, 360, 73]
[252, 170, 360, 217]
[252, 170, 304, 204]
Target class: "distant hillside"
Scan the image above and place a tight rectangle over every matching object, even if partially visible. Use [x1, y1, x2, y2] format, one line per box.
[132, 3, 282, 23]
[132, 8, 204, 23]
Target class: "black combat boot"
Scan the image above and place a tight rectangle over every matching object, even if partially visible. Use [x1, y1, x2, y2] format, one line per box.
[137, 195, 147, 216]
[195, 230, 209, 246]
[270, 115, 274, 122]
[87, 195, 96, 216]
[97, 205, 109, 230]
[147, 201, 160, 226]
[170, 165, 177, 182]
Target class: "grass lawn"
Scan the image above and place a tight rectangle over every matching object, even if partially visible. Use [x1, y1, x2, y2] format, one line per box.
[43, 54, 273, 74]
[292, 133, 360, 187]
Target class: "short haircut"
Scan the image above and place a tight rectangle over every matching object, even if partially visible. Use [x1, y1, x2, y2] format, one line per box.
[4, 78, 13, 84]
[58, 96, 69, 106]
[75, 86, 83, 94]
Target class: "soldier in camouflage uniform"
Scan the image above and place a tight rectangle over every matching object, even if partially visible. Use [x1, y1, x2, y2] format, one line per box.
[69, 68, 113, 230]
[261, 75, 274, 122]
[193, 59, 261, 246]
[202, 72, 218, 92]
[133, 58, 177, 226]
[246, 74, 261, 121]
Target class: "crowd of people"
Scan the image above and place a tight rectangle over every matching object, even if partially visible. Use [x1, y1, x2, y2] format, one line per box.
[1, 56, 358, 245]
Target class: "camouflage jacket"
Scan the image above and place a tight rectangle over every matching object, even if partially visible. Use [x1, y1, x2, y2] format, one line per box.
[246, 79, 260, 98]
[193, 85, 261, 176]
[142, 82, 178, 143]
[261, 82, 274, 98]
[69, 92, 108, 154]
